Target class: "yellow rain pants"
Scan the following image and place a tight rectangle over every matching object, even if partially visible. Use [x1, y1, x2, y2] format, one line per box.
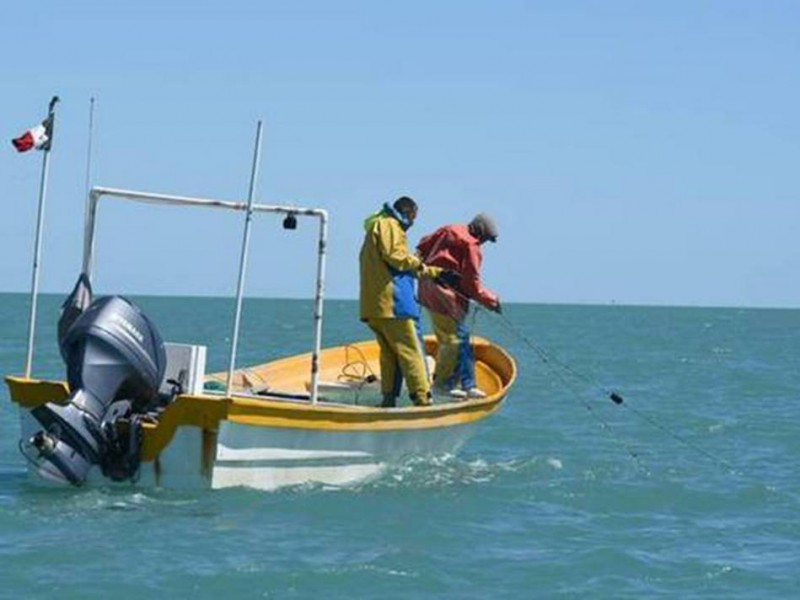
[366, 318, 431, 405]
[429, 311, 459, 386]
[428, 310, 477, 390]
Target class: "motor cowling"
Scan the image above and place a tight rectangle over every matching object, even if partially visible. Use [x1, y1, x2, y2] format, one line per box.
[30, 294, 166, 486]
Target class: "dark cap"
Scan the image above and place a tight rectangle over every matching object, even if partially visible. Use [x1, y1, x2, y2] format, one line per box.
[393, 196, 418, 215]
[469, 213, 498, 242]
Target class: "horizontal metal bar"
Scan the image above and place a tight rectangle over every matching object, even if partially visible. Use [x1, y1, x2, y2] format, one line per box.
[90, 186, 326, 218]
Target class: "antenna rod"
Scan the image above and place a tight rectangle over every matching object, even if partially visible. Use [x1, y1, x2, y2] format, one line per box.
[83, 97, 95, 203]
[226, 121, 264, 395]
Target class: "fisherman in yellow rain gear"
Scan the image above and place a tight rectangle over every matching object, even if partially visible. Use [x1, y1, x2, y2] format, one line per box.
[359, 196, 458, 408]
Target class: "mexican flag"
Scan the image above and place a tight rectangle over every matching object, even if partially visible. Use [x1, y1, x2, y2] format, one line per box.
[11, 117, 52, 152]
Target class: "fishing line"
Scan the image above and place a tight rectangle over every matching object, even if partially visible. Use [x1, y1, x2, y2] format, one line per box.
[447, 284, 734, 472]
[472, 306, 644, 464]
[490, 305, 736, 473]
[447, 288, 641, 461]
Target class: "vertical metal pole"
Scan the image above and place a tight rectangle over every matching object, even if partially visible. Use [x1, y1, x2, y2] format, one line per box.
[24, 97, 59, 378]
[81, 99, 97, 287]
[84, 97, 95, 202]
[24, 149, 53, 378]
[226, 121, 264, 395]
[309, 212, 328, 404]
[82, 190, 99, 282]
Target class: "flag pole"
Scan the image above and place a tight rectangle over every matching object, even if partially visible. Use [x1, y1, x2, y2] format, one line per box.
[24, 95, 59, 378]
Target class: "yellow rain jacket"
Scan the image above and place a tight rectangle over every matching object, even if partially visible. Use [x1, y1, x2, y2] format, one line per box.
[359, 203, 440, 321]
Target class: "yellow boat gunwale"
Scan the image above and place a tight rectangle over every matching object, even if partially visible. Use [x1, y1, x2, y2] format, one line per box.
[5, 337, 517, 462]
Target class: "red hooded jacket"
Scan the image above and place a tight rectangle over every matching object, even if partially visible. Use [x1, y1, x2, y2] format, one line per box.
[417, 224, 499, 321]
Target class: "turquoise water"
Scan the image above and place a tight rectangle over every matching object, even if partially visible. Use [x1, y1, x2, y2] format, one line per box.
[1, 294, 798, 598]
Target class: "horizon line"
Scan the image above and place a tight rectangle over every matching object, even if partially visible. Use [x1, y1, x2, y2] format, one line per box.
[0, 289, 796, 312]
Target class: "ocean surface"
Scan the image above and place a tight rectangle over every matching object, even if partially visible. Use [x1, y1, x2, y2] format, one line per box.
[0, 293, 798, 599]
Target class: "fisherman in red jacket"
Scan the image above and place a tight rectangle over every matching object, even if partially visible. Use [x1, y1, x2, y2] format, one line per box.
[417, 213, 501, 399]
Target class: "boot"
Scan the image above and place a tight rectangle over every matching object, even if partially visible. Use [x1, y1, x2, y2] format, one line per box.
[411, 391, 433, 407]
[380, 394, 397, 408]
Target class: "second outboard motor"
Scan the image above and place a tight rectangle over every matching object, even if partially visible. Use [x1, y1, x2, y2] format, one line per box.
[30, 294, 166, 486]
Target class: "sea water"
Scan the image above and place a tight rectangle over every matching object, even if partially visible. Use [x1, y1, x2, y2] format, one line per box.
[0, 294, 797, 599]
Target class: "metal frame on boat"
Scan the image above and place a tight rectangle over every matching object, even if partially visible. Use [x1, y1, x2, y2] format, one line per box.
[82, 185, 329, 404]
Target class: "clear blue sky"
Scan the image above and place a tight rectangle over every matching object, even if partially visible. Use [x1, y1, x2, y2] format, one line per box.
[2, 1, 798, 308]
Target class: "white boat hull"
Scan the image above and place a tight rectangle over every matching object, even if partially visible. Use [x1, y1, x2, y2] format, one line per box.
[19, 409, 477, 490]
[210, 419, 476, 490]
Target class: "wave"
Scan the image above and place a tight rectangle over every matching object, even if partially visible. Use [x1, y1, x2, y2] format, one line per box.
[355, 453, 563, 491]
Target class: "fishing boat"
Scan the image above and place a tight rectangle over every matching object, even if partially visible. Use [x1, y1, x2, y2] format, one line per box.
[4, 124, 516, 491]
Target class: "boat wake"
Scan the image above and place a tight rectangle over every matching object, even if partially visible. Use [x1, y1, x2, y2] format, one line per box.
[358, 453, 562, 491]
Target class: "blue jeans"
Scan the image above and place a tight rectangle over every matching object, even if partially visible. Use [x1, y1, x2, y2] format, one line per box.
[428, 311, 476, 390]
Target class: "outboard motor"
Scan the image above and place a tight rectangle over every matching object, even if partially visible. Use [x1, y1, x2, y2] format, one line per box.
[29, 293, 166, 486]
[58, 272, 93, 356]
